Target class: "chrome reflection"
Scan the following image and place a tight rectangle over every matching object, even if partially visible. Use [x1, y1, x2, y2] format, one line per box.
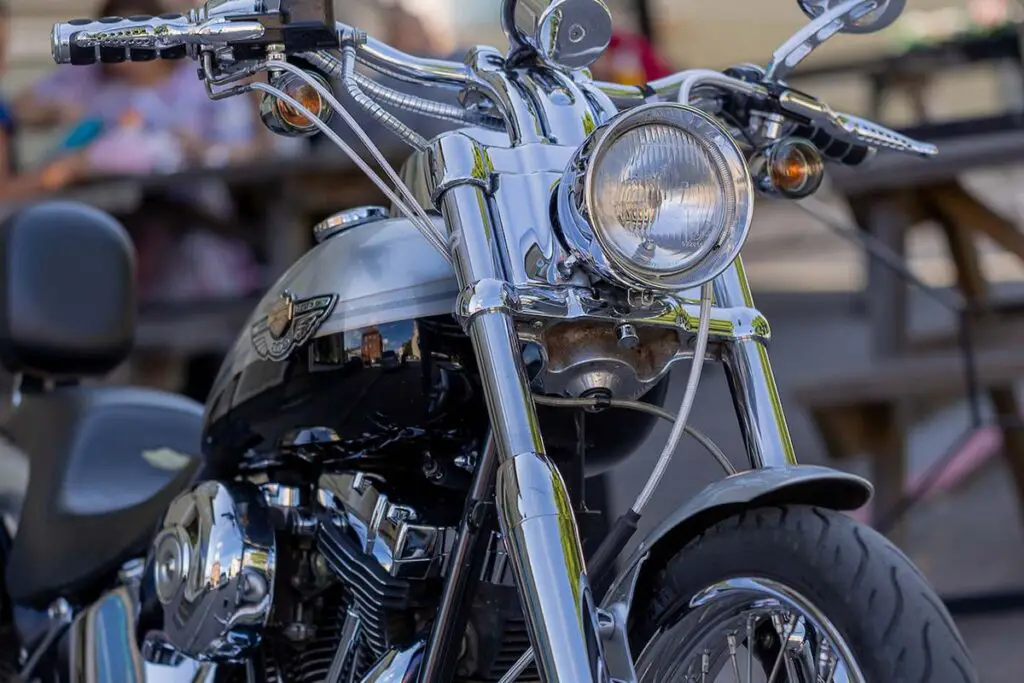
[146, 481, 276, 662]
[316, 470, 519, 584]
[316, 319, 424, 370]
[317, 472, 452, 579]
[636, 577, 866, 683]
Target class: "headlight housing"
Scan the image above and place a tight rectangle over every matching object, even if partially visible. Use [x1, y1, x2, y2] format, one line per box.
[557, 103, 754, 292]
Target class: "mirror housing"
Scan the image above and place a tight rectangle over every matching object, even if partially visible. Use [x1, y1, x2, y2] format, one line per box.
[502, 0, 613, 70]
[798, 0, 906, 34]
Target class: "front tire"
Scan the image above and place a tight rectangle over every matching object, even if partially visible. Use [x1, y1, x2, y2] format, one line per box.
[630, 505, 978, 682]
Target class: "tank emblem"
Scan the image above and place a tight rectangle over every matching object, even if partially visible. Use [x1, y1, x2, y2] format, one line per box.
[252, 292, 338, 361]
[142, 447, 193, 471]
[267, 292, 296, 339]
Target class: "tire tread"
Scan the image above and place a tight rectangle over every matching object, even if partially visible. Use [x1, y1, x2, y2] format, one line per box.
[632, 505, 978, 683]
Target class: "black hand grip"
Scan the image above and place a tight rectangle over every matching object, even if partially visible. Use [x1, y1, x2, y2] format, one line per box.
[51, 14, 189, 65]
[792, 123, 873, 167]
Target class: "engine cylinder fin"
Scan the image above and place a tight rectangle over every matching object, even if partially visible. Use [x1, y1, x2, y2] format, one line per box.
[317, 521, 417, 661]
[266, 591, 358, 683]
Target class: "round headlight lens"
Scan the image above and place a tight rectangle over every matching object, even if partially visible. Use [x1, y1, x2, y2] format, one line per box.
[591, 123, 733, 276]
[558, 103, 754, 292]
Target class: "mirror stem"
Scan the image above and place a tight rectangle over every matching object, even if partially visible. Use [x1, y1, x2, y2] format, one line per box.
[765, 0, 880, 82]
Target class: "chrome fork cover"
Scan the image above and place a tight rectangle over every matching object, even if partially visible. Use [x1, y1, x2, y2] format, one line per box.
[146, 480, 277, 662]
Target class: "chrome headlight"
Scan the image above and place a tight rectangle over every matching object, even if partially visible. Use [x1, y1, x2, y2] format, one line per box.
[557, 104, 754, 292]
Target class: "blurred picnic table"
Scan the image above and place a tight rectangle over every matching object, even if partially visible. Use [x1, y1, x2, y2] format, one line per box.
[0, 146, 406, 357]
[794, 22, 1024, 121]
[791, 24, 1024, 528]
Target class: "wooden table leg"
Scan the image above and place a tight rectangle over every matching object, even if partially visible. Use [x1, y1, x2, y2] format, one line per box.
[927, 190, 1024, 522]
[849, 195, 912, 540]
[851, 196, 910, 357]
[866, 403, 908, 543]
[930, 181, 1024, 264]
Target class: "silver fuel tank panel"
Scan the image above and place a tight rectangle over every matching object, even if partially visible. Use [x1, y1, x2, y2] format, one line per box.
[201, 211, 670, 483]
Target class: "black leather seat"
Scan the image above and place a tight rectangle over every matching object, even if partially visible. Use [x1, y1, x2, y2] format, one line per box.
[0, 202, 205, 607]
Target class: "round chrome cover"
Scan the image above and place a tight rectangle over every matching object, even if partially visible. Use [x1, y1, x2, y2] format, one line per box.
[148, 480, 276, 662]
[558, 104, 754, 293]
[505, 0, 613, 70]
[797, 0, 905, 34]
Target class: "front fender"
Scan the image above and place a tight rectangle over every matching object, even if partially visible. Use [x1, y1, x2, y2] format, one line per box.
[600, 465, 872, 613]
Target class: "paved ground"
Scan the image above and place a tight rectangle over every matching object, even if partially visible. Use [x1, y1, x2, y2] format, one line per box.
[596, 185, 1024, 682]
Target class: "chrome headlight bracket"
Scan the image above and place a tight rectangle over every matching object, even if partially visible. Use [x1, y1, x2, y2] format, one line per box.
[557, 103, 754, 293]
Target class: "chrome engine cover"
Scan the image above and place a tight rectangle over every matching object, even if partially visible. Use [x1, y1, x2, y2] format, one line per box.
[146, 481, 277, 662]
[316, 472, 514, 584]
[312, 472, 520, 674]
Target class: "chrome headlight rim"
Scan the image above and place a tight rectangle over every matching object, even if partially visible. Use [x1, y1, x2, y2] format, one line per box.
[558, 103, 755, 292]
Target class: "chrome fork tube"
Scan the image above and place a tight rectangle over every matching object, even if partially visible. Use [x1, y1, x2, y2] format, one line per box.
[713, 257, 798, 468]
[437, 182, 604, 683]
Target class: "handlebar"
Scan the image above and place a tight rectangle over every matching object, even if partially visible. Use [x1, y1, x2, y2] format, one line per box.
[51, 14, 265, 65]
[50, 5, 938, 168]
[600, 68, 938, 167]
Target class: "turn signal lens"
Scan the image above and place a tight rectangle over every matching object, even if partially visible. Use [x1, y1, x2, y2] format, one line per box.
[752, 138, 825, 199]
[276, 80, 323, 129]
[259, 71, 335, 138]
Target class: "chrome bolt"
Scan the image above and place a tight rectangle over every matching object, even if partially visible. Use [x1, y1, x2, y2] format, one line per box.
[454, 451, 478, 471]
[615, 323, 639, 349]
[387, 505, 417, 523]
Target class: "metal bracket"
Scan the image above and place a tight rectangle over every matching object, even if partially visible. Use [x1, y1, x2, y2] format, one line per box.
[597, 606, 637, 683]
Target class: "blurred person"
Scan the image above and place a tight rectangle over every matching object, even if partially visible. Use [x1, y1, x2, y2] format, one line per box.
[16, 0, 268, 397]
[16, 0, 265, 305]
[590, 30, 671, 86]
[0, 1, 89, 199]
[385, 3, 441, 56]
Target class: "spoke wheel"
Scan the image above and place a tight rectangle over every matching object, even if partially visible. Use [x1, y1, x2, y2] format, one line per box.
[628, 506, 978, 683]
[636, 577, 863, 682]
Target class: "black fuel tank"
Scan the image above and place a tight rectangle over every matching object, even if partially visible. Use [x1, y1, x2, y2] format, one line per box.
[203, 313, 669, 483]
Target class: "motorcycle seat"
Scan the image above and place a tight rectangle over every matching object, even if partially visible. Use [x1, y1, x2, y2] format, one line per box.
[1, 385, 203, 607]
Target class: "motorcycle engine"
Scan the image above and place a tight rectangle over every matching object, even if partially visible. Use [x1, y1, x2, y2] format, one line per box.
[144, 480, 276, 661]
[141, 474, 537, 682]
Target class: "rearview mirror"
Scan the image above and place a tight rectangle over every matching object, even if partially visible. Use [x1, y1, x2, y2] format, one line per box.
[797, 0, 906, 34]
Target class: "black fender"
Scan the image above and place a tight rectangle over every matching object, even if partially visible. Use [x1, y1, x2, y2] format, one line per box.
[599, 465, 872, 617]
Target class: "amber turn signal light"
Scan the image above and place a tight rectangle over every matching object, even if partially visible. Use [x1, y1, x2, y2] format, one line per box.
[751, 138, 825, 199]
[259, 71, 335, 138]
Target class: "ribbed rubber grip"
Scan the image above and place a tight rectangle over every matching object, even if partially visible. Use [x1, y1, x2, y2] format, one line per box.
[791, 123, 874, 167]
[51, 14, 190, 65]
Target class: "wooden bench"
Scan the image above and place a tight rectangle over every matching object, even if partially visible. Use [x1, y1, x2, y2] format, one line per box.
[815, 121, 1024, 532]
[794, 344, 1024, 532]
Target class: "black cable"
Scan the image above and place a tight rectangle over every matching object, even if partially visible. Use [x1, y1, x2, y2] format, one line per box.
[719, 108, 758, 149]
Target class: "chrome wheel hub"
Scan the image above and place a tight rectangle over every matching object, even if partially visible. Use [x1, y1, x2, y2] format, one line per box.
[636, 577, 866, 683]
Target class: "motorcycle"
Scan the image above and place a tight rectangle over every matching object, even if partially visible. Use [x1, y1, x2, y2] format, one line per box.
[0, 0, 978, 681]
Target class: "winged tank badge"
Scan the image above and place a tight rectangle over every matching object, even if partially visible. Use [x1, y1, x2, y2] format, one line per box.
[267, 292, 295, 339]
[251, 291, 338, 361]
